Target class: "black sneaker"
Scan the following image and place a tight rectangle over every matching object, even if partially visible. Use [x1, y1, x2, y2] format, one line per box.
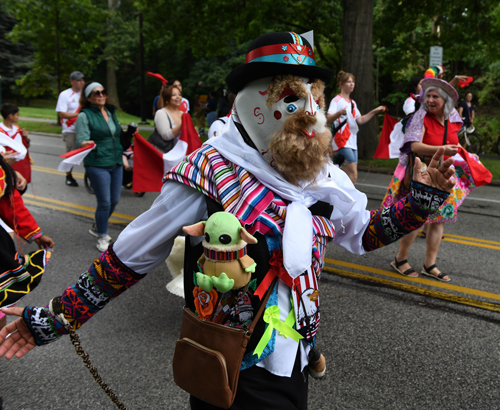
[66, 175, 78, 187]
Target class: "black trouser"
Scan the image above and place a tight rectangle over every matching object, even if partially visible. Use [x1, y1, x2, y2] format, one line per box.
[190, 351, 309, 410]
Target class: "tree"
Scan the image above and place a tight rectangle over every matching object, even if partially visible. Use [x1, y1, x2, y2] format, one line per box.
[342, 0, 378, 159]
[0, 5, 34, 101]
[4, 0, 103, 99]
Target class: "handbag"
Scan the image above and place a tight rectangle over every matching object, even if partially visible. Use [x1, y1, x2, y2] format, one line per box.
[148, 110, 175, 153]
[172, 280, 275, 409]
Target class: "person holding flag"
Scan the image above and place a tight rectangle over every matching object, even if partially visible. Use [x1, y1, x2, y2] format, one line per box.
[132, 84, 201, 193]
[383, 78, 491, 282]
[75, 81, 128, 252]
[327, 71, 385, 184]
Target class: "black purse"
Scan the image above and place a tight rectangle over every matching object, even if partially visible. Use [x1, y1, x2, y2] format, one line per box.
[149, 111, 175, 153]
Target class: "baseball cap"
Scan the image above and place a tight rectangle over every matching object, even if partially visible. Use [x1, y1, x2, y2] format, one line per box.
[69, 71, 85, 81]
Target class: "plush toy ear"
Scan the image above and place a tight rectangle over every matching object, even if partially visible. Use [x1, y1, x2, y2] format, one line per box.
[182, 221, 206, 236]
[240, 227, 258, 244]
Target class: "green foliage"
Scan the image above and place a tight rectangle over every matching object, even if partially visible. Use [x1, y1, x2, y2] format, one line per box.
[475, 114, 500, 154]
[0, 5, 34, 100]
[4, 0, 104, 98]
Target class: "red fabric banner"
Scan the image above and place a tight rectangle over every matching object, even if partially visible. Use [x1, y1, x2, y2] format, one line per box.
[59, 142, 95, 158]
[373, 112, 399, 159]
[180, 113, 202, 154]
[458, 147, 492, 187]
[132, 133, 165, 193]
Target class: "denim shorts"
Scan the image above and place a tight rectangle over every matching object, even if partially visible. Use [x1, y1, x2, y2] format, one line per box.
[336, 147, 358, 164]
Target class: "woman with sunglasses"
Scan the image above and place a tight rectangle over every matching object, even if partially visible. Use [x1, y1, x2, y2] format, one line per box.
[76, 82, 126, 252]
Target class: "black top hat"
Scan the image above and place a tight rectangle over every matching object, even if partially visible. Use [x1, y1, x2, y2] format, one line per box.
[226, 32, 334, 93]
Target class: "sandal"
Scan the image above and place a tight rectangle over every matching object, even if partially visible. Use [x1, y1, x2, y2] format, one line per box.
[390, 258, 418, 277]
[421, 264, 450, 282]
[417, 231, 444, 239]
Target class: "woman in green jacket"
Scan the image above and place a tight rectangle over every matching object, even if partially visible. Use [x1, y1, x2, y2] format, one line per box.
[76, 82, 126, 252]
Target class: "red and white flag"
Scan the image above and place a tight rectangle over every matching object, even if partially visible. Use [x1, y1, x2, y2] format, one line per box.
[457, 147, 492, 187]
[373, 112, 402, 159]
[57, 142, 96, 173]
[0, 132, 27, 158]
[133, 114, 202, 192]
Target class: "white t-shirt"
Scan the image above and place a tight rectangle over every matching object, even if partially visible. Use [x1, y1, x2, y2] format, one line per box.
[328, 95, 361, 151]
[403, 96, 416, 116]
[0, 122, 25, 160]
[55, 88, 81, 133]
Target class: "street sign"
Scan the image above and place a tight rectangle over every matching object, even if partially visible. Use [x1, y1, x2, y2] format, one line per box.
[430, 46, 443, 66]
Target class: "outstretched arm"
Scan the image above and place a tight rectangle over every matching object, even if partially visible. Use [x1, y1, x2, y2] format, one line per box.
[356, 106, 385, 125]
[0, 181, 208, 358]
[362, 148, 454, 251]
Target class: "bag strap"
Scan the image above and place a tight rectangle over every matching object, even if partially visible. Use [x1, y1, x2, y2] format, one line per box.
[167, 110, 173, 129]
[247, 278, 277, 334]
[442, 119, 448, 146]
[331, 101, 354, 135]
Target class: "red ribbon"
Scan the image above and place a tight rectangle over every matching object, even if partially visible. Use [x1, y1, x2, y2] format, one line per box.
[254, 250, 293, 300]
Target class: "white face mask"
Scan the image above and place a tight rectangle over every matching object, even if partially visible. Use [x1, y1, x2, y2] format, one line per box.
[234, 76, 328, 168]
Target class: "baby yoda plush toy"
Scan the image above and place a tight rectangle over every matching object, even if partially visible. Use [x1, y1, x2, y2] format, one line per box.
[182, 212, 258, 293]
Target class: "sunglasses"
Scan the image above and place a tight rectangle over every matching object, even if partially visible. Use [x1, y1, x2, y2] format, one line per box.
[91, 89, 108, 97]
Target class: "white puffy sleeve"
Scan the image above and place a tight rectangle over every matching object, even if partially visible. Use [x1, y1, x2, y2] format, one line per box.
[113, 181, 208, 274]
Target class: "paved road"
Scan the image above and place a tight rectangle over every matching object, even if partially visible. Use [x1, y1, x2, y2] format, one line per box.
[2, 133, 500, 409]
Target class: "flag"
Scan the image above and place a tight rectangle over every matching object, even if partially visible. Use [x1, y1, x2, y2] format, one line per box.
[147, 72, 168, 85]
[57, 142, 96, 173]
[457, 147, 492, 187]
[373, 112, 401, 159]
[0, 132, 27, 158]
[133, 114, 202, 192]
[163, 114, 202, 171]
[457, 77, 473, 88]
[132, 133, 165, 192]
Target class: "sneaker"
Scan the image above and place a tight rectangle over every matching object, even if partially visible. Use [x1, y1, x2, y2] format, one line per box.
[89, 225, 112, 243]
[89, 224, 99, 238]
[66, 175, 78, 187]
[96, 237, 111, 252]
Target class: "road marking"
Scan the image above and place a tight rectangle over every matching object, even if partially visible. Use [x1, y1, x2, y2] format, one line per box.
[32, 165, 84, 179]
[24, 194, 135, 221]
[442, 237, 500, 250]
[355, 182, 500, 204]
[323, 265, 500, 313]
[23, 199, 130, 225]
[324, 258, 500, 301]
[441, 233, 500, 246]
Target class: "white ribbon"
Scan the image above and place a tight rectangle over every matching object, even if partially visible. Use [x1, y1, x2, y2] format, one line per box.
[206, 115, 356, 279]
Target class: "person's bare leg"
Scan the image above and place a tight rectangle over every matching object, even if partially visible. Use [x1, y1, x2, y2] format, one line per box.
[423, 222, 449, 280]
[393, 229, 420, 276]
[341, 162, 358, 184]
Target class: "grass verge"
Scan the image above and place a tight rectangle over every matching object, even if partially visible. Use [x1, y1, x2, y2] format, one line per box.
[18, 105, 147, 126]
[19, 120, 153, 140]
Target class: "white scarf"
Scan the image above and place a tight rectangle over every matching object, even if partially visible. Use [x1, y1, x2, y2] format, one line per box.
[205, 114, 356, 279]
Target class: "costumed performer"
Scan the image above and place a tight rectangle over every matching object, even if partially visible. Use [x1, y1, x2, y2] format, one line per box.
[0, 32, 456, 410]
[0, 154, 53, 410]
[384, 78, 479, 282]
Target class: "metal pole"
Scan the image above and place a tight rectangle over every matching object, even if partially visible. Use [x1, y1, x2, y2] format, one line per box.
[138, 13, 149, 125]
[0, 76, 2, 106]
